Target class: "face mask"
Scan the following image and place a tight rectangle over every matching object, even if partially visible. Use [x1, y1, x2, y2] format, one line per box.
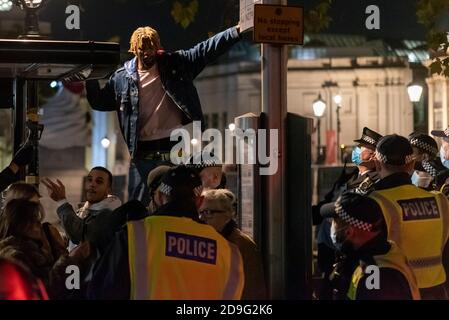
[351, 147, 363, 166]
[411, 171, 433, 188]
[441, 146, 449, 169]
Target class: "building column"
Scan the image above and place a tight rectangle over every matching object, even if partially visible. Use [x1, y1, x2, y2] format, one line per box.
[426, 77, 434, 133]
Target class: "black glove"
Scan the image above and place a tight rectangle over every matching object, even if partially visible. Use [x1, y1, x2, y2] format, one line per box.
[12, 143, 34, 166]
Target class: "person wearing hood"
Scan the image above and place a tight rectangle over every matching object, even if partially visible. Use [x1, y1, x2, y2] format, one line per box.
[408, 132, 448, 190]
[85, 25, 241, 207]
[42, 166, 122, 255]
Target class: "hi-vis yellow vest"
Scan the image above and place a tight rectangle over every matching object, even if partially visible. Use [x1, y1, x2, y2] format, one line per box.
[369, 185, 449, 289]
[347, 242, 421, 300]
[127, 215, 244, 300]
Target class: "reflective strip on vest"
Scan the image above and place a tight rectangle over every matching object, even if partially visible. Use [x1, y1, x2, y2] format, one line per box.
[223, 244, 242, 299]
[369, 187, 447, 288]
[128, 220, 149, 300]
[436, 192, 449, 246]
[347, 267, 364, 300]
[347, 242, 421, 300]
[369, 192, 402, 247]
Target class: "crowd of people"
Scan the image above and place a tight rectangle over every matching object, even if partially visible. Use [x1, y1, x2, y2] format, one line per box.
[0, 23, 270, 300]
[2, 17, 449, 301]
[0, 154, 267, 300]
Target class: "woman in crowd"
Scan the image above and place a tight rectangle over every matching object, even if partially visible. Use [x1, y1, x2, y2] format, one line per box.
[0, 189, 92, 299]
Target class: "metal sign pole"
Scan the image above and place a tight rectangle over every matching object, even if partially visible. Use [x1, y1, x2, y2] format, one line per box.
[261, 0, 288, 300]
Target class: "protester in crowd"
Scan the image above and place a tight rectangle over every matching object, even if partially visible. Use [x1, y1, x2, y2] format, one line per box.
[86, 24, 241, 206]
[200, 188, 266, 300]
[42, 166, 122, 254]
[0, 199, 92, 299]
[4, 182, 67, 255]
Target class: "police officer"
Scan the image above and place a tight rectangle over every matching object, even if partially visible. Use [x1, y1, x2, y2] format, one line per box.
[340, 127, 382, 193]
[431, 126, 449, 170]
[368, 134, 449, 299]
[146, 164, 171, 214]
[186, 151, 226, 189]
[87, 165, 244, 300]
[408, 132, 447, 190]
[431, 126, 449, 193]
[312, 127, 382, 300]
[322, 192, 420, 300]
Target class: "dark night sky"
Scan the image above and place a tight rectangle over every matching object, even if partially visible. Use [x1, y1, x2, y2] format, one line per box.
[37, 0, 426, 51]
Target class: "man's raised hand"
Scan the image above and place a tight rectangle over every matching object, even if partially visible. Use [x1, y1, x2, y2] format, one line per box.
[42, 178, 67, 202]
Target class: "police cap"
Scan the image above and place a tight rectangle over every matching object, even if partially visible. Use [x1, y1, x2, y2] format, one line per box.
[158, 165, 203, 198]
[185, 151, 222, 173]
[147, 165, 171, 191]
[408, 132, 439, 157]
[320, 192, 384, 232]
[353, 127, 383, 150]
[431, 126, 449, 142]
[375, 134, 414, 166]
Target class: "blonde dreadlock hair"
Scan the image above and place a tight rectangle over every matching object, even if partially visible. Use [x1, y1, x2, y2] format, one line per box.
[129, 26, 161, 55]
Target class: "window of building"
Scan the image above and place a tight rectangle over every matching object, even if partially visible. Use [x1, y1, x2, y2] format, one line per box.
[211, 113, 219, 129]
[222, 112, 228, 131]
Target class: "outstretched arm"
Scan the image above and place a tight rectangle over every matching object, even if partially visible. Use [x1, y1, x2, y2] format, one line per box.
[180, 25, 241, 79]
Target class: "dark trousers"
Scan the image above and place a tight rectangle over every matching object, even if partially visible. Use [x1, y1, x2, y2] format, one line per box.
[128, 138, 175, 206]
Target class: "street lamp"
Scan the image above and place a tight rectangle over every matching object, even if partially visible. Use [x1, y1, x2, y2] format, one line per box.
[333, 94, 342, 163]
[101, 137, 111, 149]
[313, 94, 327, 164]
[407, 83, 423, 103]
[13, 0, 48, 39]
[0, 0, 13, 11]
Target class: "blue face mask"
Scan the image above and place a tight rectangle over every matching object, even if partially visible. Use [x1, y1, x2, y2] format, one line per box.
[411, 171, 419, 186]
[411, 170, 433, 188]
[351, 147, 363, 166]
[441, 146, 449, 169]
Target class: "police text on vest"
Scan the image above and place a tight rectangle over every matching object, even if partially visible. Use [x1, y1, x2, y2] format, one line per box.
[398, 197, 440, 221]
[166, 232, 217, 264]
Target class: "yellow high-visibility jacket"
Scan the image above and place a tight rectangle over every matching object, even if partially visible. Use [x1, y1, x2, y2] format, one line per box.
[128, 215, 244, 300]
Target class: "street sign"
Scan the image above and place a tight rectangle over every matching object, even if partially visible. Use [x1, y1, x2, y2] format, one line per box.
[239, 0, 262, 33]
[254, 4, 303, 45]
